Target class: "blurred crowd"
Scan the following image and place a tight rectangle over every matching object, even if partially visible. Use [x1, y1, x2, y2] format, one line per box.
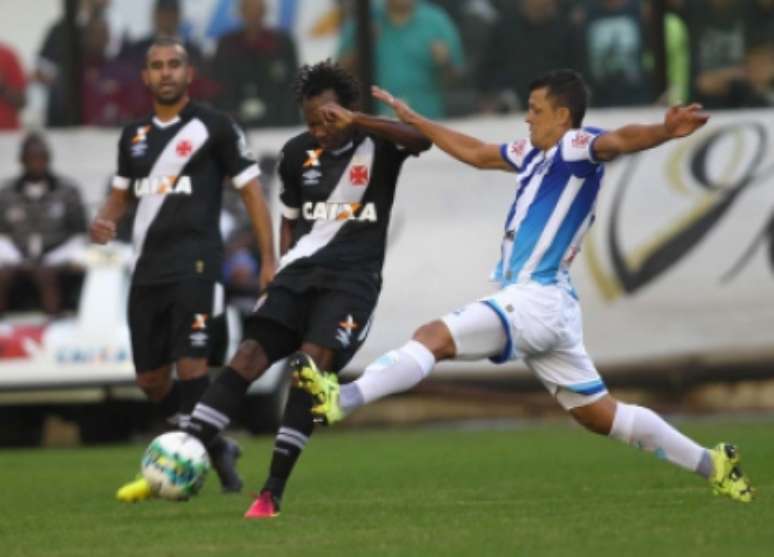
[0, 0, 771, 317]
[0, 0, 771, 132]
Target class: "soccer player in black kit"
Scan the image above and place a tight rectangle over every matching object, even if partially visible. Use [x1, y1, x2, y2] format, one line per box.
[89, 38, 276, 501]
[171, 60, 431, 518]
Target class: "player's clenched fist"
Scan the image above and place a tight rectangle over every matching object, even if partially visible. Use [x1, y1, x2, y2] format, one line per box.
[90, 218, 116, 244]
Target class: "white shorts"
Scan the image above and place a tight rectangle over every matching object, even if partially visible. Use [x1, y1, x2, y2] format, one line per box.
[441, 282, 607, 410]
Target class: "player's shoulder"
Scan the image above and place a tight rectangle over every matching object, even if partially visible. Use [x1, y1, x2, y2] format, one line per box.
[185, 101, 232, 129]
[559, 127, 605, 162]
[281, 131, 316, 156]
[118, 115, 153, 141]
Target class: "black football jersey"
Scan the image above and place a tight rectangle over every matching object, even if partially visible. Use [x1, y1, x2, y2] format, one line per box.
[277, 130, 411, 283]
[113, 102, 259, 285]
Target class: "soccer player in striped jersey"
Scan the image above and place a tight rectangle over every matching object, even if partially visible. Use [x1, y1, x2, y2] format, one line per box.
[296, 69, 754, 503]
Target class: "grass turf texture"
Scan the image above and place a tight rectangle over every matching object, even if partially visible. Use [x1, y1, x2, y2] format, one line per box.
[1, 419, 772, 557]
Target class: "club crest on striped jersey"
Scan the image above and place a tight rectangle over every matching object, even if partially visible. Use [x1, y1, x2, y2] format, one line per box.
[571, 131, 593, 149]
[349, 164, 369, 186]
[176, 139, 193, 158]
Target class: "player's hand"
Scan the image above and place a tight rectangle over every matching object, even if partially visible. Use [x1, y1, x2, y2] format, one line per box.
[90, 218, 116, 244]
[664, 103, 709, 138]
[320, 103, 354, 131]
[258, 257, 276, 292]
[372, 86, 419, 125]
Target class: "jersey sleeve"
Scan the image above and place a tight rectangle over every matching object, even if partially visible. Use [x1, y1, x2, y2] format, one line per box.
[112, 128, 132, 191]
[499, 138, 533, 172]
[277, 147, 300, 220]
[214, 116, 261, 189]
[560, 127, 606, 177]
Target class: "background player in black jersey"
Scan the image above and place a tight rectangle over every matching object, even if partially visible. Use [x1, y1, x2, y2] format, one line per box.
[171, 60, 431, 518]
[89, 38, 276, 501]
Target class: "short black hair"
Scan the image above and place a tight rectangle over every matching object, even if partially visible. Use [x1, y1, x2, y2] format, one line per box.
[528, 69, 589, 128]
[145, 36, 189, 65]
[293, 60, 360, 109]
[19, 131, 49, 161]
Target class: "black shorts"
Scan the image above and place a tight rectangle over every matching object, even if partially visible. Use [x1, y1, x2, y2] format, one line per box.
[128, 279, 225, 373]
[246, 276, 377, 372]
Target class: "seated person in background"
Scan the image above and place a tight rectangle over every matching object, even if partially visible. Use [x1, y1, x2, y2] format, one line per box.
[211, 0, 299, 127]
[0, 133, 88, 316]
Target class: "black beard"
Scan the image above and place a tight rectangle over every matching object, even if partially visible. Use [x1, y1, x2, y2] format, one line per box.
[154, 89, 186, 106]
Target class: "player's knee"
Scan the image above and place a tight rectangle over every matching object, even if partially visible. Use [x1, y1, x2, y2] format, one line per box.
[136, 370, 172, 402]
[412, 321, 455, 360]
[228, 339, 269, 381]
[570, 396, 616, 435]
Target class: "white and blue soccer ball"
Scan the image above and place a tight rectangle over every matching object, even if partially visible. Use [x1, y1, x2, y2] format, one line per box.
[141, 431, 210, 501]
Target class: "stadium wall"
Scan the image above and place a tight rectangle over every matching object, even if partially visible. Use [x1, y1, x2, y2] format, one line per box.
[0, 107, 772, 379]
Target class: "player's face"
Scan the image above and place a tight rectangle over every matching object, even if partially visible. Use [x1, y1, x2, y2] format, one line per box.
[143, 45, 193, 105]
[525, 87, 570, 150]
[303, 90, 349, 150]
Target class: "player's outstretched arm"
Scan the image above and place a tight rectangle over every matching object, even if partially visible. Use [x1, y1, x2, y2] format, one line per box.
[240, 178, 277, 290]
[592, 104, 709, 162]
[90, 188, 131, 244]
[372, 86, 512, 172]
[319, 102, 431, 154]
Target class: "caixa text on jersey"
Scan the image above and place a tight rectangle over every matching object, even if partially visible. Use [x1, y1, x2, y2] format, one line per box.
[133, 176, 193, 196]
[302, 201, 378, 222]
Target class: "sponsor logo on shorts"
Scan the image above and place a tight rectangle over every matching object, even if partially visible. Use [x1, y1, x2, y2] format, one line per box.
[336, 314, 358, 348]
[302, 201, 377, 222]
[190, 331, 208, 347]
[191, 313, 208, 331]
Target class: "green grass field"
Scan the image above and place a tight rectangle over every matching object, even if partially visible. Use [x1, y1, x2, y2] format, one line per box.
[1, 418, 773, 557]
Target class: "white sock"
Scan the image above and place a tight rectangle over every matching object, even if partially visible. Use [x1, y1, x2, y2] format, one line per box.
[609, 402, 708, 476]
[339, 340, 436, 414]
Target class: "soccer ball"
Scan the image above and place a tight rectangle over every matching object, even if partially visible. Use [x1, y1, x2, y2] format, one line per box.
[141, 431, 210, 501]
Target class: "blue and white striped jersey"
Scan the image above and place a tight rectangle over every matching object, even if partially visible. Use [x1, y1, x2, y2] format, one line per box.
[494, 127, 606, 294]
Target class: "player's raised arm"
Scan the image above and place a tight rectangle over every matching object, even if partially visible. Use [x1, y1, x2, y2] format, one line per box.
[319, 102, 431, 155]
[592, 104, 709, 162]
[239, 178, 277, 290]
[372, 86, 512, 172]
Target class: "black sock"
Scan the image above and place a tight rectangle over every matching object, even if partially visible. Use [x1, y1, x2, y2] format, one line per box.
[262, 387, 316, 501]
[179, 374, 211, 415]
[157, 380, 181, 421]
[184, 367, 250, 447]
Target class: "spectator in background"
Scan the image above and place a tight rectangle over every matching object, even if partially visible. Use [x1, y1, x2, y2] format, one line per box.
[0, 42, 26, 130]
[680, 0, 748, 108]
[338, 0, 464, 119]
[120, 0, 216, 109]
[478, 0, 577, 113]
[121, 0, 205, 70]
[211, 0, 299, 127]
[34, 0, 126, 127]
[429, 0, 499, 116]
[574, 0, 651, 107]
[0, 133, 88, 316]
[78, 14, 147, 126]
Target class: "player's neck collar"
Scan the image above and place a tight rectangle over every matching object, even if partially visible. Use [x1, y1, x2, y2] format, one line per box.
[153, 115, 181, 129]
